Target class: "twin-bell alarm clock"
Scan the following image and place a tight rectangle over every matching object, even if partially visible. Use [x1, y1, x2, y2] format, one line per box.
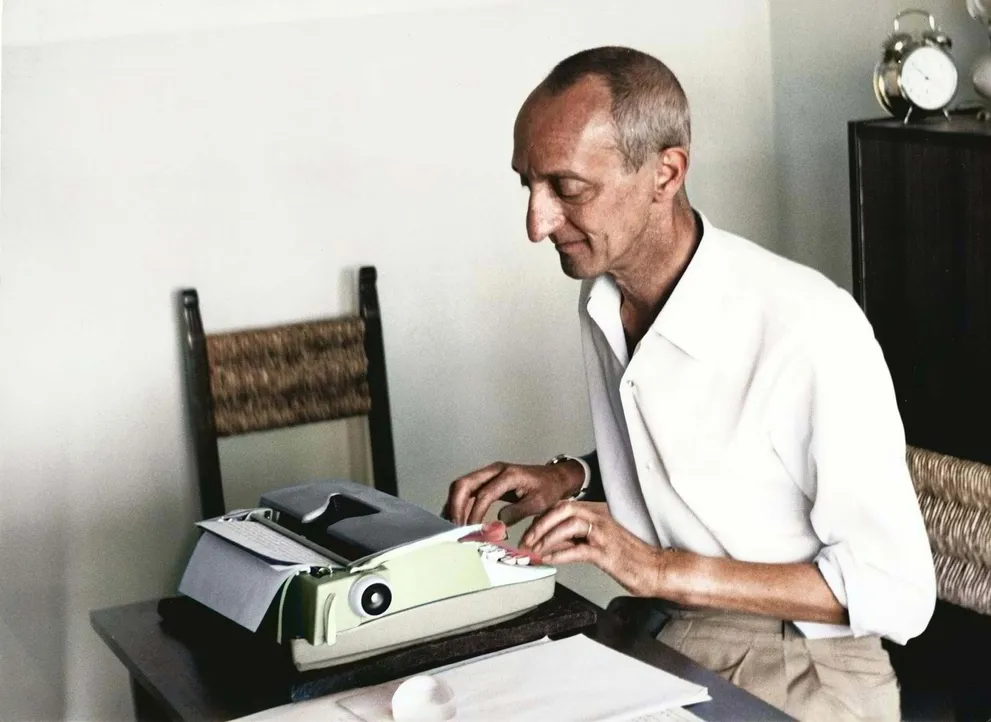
[874, 9, 959, 123]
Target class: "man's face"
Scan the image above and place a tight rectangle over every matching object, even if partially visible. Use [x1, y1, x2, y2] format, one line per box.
[511, 76, 657, 279]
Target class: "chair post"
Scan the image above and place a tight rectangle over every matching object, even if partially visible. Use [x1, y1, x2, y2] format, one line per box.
[180, 289, 226, 519]
[359, 267, 399, 498]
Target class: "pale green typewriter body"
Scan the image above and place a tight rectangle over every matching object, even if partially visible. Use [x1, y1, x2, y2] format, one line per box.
[178, 480, 556, 672]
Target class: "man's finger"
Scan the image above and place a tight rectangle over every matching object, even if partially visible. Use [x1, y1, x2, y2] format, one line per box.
[461, 497, 475, 527]
[447, 464, 503, 525]
[529, 515, 593, 555]
[458, 521, 508, 543]
[535, 539, 577, 556]
[467, 474, 526, 525]
[497, 493, 548, 526]
[543, 542, 598, 566]
[520, 500, 583, 549]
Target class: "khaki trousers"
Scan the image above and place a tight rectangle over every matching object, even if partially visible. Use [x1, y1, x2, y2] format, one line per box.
[656, 608, 900, 722]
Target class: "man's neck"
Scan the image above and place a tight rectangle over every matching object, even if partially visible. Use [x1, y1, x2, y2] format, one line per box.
[614, 206, 700, 352]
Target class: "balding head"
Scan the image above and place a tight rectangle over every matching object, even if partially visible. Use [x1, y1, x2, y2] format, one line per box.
[510, 47, 693, 282]
[534, 46, 691, 173]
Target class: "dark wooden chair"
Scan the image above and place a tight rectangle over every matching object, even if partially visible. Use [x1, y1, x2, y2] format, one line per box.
[179, 266, 398, 520]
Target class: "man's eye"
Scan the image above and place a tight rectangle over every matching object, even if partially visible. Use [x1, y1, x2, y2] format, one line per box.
[554, 179, 587, 199]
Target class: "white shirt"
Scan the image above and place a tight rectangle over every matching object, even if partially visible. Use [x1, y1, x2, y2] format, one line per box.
[579, 212, 936, 643]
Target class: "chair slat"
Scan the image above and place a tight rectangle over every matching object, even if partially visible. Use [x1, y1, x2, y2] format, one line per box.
[932, 552, 991, 617]
[206, 317, 365, 365]
[205, 316, 372, 436]
[908, 445, 991, 512]
[212, 378, 371, 436]
[907, 445, 991, 616]
[208, 341, 367, 401]
[919, 491, 991, 568]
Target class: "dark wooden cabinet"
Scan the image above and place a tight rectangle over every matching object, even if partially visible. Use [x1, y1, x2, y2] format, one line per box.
[849, 112, 991, 464]
[849, 112, 991, 721]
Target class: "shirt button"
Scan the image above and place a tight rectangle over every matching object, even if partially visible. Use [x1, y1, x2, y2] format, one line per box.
[644, 462, 653, 472]
[626, 379, 635, 388]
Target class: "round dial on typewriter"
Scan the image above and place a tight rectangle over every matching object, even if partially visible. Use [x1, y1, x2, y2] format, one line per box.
[349, 575, 393, 617]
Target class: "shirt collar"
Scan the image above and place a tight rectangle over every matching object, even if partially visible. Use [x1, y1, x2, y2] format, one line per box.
[585, 210, 728, 363]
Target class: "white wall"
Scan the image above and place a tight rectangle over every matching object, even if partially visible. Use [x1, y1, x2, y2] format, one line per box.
[0, 1, 778, 719]
[768, 0, 988, 286]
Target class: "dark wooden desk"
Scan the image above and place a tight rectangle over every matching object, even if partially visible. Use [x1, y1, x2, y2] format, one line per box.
[91, 590, 792, 722]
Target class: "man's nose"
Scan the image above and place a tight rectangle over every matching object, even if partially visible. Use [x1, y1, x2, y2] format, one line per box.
[526, 187, 565, 242]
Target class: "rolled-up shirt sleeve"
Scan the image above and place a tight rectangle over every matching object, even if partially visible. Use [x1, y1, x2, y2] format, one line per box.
[771, 290, 936, 644]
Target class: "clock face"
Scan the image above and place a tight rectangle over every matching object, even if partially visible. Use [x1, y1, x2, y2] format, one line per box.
[900, 46, 958, 111]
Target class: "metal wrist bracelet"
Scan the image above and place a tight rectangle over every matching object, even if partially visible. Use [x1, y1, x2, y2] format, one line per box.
[547, 454, 591, 501]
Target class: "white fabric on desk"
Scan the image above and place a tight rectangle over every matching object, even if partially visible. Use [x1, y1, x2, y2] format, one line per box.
[580, 211, 936, 643]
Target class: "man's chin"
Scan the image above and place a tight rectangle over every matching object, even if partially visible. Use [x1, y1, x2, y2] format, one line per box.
[558, 255, 598, 279]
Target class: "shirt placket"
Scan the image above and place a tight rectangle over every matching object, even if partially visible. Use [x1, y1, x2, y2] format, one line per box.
[618, 352, 673, 548]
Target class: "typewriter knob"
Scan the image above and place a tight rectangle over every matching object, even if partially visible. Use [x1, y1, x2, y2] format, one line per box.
[349, 575, 393, 617]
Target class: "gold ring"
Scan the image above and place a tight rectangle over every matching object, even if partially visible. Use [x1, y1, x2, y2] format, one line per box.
[586, 521, 593, 539]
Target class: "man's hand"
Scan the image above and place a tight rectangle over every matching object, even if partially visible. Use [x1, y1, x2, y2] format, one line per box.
[520, 502, 848, 625]
[443, 460, 585, 527]
[519, 501, 666, 597]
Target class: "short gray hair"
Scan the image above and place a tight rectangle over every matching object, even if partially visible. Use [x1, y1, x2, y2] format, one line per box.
[541, 46, 691, 172]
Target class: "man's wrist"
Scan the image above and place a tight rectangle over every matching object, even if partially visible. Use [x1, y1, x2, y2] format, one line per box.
[655, 549, 705, 606]
[546, 454, 591, 500]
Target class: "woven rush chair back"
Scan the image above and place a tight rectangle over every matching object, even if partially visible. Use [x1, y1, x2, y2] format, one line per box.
[180, 266, 397, 520]
[207, 316, 369, 436]
[907, 445, 991, 616]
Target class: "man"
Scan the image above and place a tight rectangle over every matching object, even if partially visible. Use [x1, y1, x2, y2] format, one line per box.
[443, 46, 936, 721]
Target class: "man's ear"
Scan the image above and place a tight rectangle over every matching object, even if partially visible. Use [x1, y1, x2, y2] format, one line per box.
[652, 147, 689, 201]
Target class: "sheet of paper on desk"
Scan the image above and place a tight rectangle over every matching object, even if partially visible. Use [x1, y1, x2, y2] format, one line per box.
[178, 532, 311, 632]
[336, 633, 710, 721]
[229, 639, 556, 722]
[630, 708, 705, 722]
[197, 519, 339, 567]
